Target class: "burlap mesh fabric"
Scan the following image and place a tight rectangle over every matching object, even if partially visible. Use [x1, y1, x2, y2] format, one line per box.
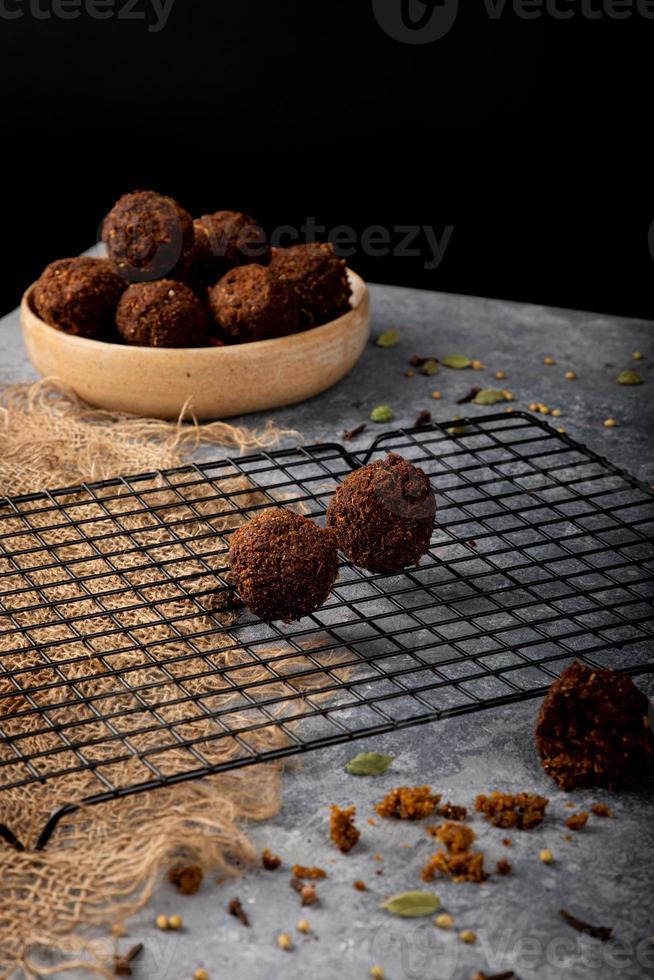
[0, 380, 341, 978]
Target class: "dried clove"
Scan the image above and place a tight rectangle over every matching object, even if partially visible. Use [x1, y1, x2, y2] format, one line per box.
[414, 409, 432, 427]
[343, 422, 367, 442]
[228, 897, 250, 927]
[113, 943, 143, 976]
[457, 386, 482, 405]
[560, 909, 612, 942]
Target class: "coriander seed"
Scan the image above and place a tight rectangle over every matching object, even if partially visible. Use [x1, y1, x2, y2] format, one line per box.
[495, 370, 506, 380]
[370, 967, 385, 979]
[543, 356, 555, 365]
[459, 930, 477, 944]
[632, 351, 642, 360]
[194, 971, 209, 980]
[296, 919, 311, 934]
[277, 932, 293, 951]
[155, 915, 169, 931]
[604, 418, 618, 428]
[435, 913, 454, 929]
[551, 408, 562, 417]
[540, 848, 554, 864]
[564, 370, 576, 380]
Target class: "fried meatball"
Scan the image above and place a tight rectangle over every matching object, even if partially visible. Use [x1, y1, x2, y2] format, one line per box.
[192, 210, 270, 285]
[269, 242, 351, 326]
[33, 256, 125, 340]
[327, 452, 436, 573]
[208, 264, 300, 343]
[535, 660, 654, 790]
[229, 509, 338, 622]
[102, 190, 194, 282]
[115, 280, 209, 348]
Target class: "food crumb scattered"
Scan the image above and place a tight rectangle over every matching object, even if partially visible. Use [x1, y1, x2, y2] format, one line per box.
[368, 817, 377, 826]
[353, 879, 367, 891]
[373, 853, 383, 862]
[168, 864, 203, 895]
[475, 791, 549, 829]
[440, 802, 467, 821]
[496, 858, 512, 876]
[565, 812, 589, 831]
[330, 804, 360, 853]
[262, 848, 282, 870]
[228, 897, 250, 927]
[291, 864, 326, 879]
[502, 838, 512, 847]
[427, 822, 475, 853]
[423, 822, 487, 883]
[591, 803, 613, 818]
[376, 786, 440, 820]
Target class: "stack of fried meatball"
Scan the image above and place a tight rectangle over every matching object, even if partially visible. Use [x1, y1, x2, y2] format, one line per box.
[229, 453, 436, 622]
[32, 190, 352, 347]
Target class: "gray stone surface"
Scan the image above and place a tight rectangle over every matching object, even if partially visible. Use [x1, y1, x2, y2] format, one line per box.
[1, 284, 653, 979]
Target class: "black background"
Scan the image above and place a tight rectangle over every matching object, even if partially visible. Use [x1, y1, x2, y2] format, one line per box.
[0, 1, 651, 319]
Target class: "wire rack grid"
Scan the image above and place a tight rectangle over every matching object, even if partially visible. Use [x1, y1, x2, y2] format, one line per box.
[0, 411, 652, 849]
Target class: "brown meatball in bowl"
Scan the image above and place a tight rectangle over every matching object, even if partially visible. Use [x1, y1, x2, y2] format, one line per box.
[102, 190, 194, 283]
[269, 242, 351, 326]
[116, 280, 209, 348]
[208, 264, 300, 343]
[33, 256, 125, 340]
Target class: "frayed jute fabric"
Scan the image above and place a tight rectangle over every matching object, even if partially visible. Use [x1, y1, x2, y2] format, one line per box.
[0, 380, 339, 978]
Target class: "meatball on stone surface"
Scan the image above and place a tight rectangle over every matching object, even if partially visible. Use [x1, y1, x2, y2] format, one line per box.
[102, 190, 194, 282]
[115, 280, 209, 348]
[327, 452, 436, 573]
[229, 509, 338, 622]
[535, 660, 654, 790]
[208, 264, 300, 343]
[33, 256, 125, 339]
[269, 242, 351, 326]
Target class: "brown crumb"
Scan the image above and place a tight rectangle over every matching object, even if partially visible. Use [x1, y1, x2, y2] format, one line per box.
[440, 802, 468, 821]
[422, 849, 488, 884]
[565, 812, 589, 831]
[228, 897, 250, 927]
[290, 877, 319, 905]
[262, 848, 281, 870]
[496, 858, 512, 876]
[353, 879, 367, 891]
[168, 864, 203, 895]
[113, 944, 143, 977]
[367, 817, 377, 826]
[291, 865, 326, 879]
[591, 804, 613, 818]
[565, 802, 575, 809]
[375, 786, 440, 820]
[330, 804, 360, 853]
[426, 822, 475, 854]
[475, 792, 549, 829]
[564, 834, 573, 842]
[373, 852, 383, 862]
[502, 838, 512, 847]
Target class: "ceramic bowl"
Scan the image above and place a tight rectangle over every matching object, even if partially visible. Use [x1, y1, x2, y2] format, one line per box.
[20, 270, 370, 420]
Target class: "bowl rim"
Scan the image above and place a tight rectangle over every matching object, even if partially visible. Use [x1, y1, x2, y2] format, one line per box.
[21, 268, 368, 356]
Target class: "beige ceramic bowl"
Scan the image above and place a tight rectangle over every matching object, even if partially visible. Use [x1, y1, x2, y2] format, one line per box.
[20, 270, 370, 420]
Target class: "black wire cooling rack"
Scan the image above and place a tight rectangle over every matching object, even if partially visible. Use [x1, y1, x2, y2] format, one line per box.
[1, 412, 653, 850]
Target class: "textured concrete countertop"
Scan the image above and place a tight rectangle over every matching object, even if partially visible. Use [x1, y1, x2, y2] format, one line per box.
[1, 284, 653, 980]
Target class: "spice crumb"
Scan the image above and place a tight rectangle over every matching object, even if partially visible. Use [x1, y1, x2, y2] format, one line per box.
[604, 418, 618, 428]
[291, 864, 326, 879]
[435, 913, 455, 929]
[168, 864, 203, 895]
[194, 971, 209, 980]
[368, 817, 377, 826]
[296, 918, 311, 934]
[262, 848, 282, 870]
[228, 897, 250, 927]
[495, 370, 506, 380]
[565, 812, 589, 831]
[431, 390, 442, 399]
[440, 802, 467, 821]
[502, 838, 512, 847]
[376, 786, 440, 820]
[565, 370, 576, 380]
[353, 879, 367, 891]
[459, 930, 477, 944]
[543, 356, 556, 365]
[370, 967, 385, 979]
[551, 408, 562, 417]
[277, 932, 293, 951]
[540, 849, 554, 864]
[405, 369, 415, 378]
[496, 858, 512, 876]
[475, 791, 548, 829]
[471, 359, 485, 370]
[330, 804, 360, 853]
[591, 803, 613, 818]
